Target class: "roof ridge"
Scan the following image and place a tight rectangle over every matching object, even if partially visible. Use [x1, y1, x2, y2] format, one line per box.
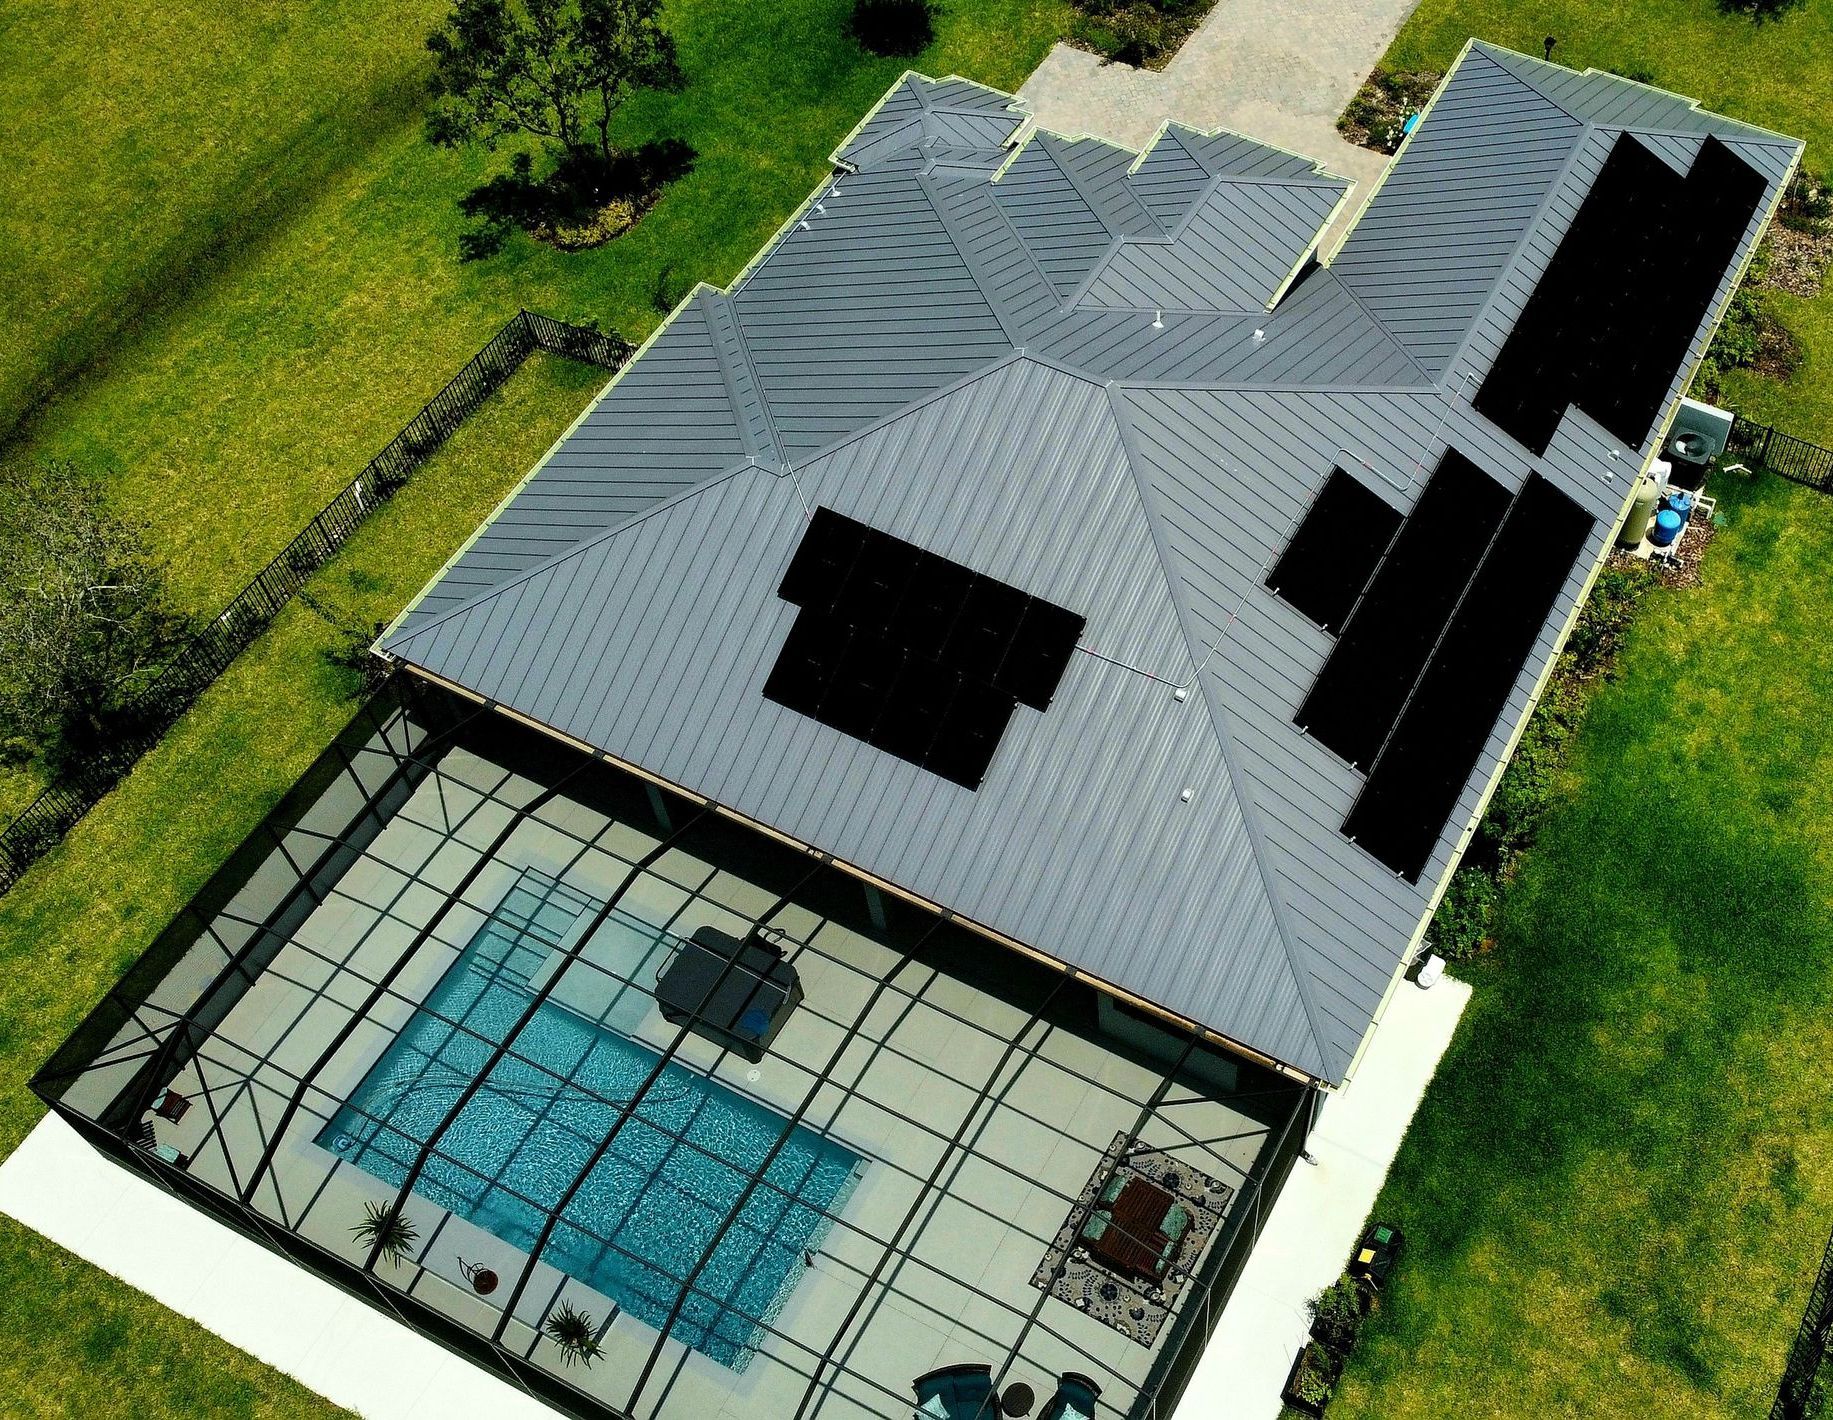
[384, 349, 1040, 654]
[1470, 40, 1801, 145]
[1103, 384, 1334, 1076]
[701, 289, 789, 467]
[1305, 270, 1434, 387]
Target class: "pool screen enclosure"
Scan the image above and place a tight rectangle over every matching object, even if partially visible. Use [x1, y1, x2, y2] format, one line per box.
[32, 678, 1313, 1420]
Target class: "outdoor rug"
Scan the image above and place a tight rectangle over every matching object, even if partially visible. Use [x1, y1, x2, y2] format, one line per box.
[1030, 1132, 1234, 1346]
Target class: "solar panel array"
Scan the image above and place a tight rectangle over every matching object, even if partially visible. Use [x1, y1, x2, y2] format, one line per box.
[1474, 134, 1767, 455]
[1288, 451, 1596, 880]
[1266, 469, 1404, 634]
[1345, 474, 1593, 879]
[764, 508, 1085, 789]
[1296, 452, 1510, 769]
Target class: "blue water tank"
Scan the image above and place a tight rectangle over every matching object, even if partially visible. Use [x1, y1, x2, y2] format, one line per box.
[1666, 489, 1695, 520]
[1650, 507, 1684, 547]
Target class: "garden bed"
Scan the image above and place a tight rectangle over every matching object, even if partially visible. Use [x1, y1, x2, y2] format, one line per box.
[1068, 0, 1218, 70]
[1336, 68, 1441, 153]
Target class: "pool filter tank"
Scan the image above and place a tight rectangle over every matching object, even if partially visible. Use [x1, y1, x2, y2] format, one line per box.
[1618, 472, 1662, 548]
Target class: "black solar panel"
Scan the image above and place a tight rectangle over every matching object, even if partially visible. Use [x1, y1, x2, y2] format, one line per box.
[1474, 134, 1767, 455]
[1267, 469, 1404, 634]
[1295, 451, 1510, 768]
[1344, 475, 1594, 880]
[765, 508, 1084, 789]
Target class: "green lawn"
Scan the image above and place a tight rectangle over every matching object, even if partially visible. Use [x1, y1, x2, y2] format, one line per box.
[1330, 472, 1833, 1418]
[5, 0, 1070, 613]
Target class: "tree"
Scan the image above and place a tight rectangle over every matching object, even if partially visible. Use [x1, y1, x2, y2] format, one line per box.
[426, 0, 681, 163]
[0, 460, 186, 764]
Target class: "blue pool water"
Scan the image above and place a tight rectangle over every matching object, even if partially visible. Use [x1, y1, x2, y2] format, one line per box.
[319, 869, 863, 1370]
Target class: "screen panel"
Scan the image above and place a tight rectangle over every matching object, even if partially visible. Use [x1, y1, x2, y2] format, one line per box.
[1296, 451, 1511, 769]
[765, 508, 1085, 789]
[1474, 134, 1767, 456]
[1343, 474, 1595, 880]
[1266, 469, 1404, 634]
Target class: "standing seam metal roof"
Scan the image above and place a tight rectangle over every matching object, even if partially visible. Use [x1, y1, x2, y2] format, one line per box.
[382, 46, 1800, 1082]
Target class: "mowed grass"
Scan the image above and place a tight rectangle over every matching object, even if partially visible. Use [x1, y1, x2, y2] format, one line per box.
[1381, 0, 1833, 443]
[0, 354, 597, 1420]
[1330, 471, 1833, 1418]
[5, 0, 1070, 614]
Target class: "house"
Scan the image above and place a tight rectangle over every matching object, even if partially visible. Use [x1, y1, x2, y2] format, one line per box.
[35, 40, 1800, 1420]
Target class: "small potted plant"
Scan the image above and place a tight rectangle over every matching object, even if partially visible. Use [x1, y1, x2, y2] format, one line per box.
[1308, 1276, 1366, 1355]
[351, 1201, 420, 1268]
[544, 1300, 605, 1368]
[1281, 1338, 1341, 1416]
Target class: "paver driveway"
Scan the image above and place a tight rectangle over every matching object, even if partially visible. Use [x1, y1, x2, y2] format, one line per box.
[1016, 0, 1423, 246]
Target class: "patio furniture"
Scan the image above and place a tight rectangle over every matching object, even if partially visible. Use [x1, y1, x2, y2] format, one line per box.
[151, 1142, 190, 1171]
[1038, 1372, 1101, 1420]
[1000, 1380, 1035, 1416]
[153, 1089, 191, 1123]
[914, 1362, 995, 1418]
[1079, 1176, 1190, 1283]
[655, 926, 803, 1063]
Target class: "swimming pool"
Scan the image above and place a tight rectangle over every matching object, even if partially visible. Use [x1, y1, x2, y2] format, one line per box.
[319, 868, 863, 1370]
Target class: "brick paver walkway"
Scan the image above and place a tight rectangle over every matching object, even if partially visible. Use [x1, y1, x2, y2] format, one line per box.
[1016, 0, 1424, 249]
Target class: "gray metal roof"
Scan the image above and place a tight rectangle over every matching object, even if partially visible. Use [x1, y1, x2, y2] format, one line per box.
[382, 48, 1800, 1082]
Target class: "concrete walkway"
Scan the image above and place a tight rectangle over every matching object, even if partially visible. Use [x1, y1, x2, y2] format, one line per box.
[0, 1116, 562, 1420]
[1017, 0, 1423, 246]
[1181, 973, 1472, 1418]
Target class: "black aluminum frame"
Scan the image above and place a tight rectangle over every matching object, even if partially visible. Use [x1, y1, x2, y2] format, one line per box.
[33, 680, 1317, 1420]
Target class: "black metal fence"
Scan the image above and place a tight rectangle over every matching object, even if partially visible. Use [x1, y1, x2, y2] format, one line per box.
[1727, 414, 1833, 493]
[1773, 1228, 1833, 1420]
[0, 310, 630, 896]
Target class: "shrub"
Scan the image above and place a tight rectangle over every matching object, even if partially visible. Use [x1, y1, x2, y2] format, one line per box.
[1308, 1276, 1366, 1353]
[848, 0, 936, 56]
[1694, 248, 1795, 400]
[1563, 561, 1654, 680]
[1290, 1340, 1338, 1404]
[1718, 0, 1803, 20]
[1337, 68, 1440, 150]
[1070, 0, 1211, 68]
[456, 139, 695, 258]
[1428, 866, 1500, 962]
[1780, 170, 1833, 234]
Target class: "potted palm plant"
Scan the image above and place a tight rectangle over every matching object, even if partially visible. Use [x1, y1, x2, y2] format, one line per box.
[544, 1300, 605, 1367]
[351, 1201, 420, 1268]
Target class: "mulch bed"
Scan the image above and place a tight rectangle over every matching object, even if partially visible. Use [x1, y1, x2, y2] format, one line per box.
[1761, 224, 1833, 298]
[1069, 0, 1218, 71]
[1654, 514, 1717, 590]
[1337, 69, 1442, 154]
[1031, 1132, 1232, 1347]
